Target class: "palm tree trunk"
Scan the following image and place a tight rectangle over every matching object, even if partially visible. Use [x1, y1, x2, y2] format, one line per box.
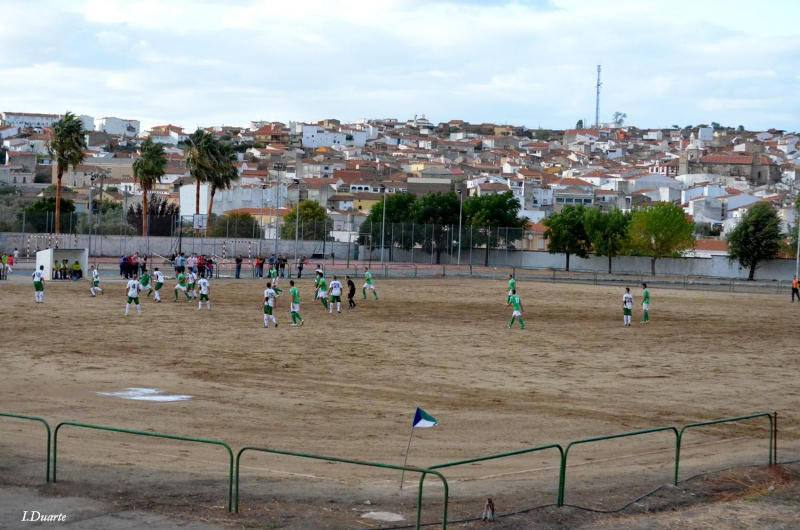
[748, 262, 757, 280]
[651, 258, 656, 276]
[141, 188, 149, 237]
[55, 168, 63, 234]
[205, 185, 216, 237]
[608, 255, 612, 273]
[565, 253, 570, 271]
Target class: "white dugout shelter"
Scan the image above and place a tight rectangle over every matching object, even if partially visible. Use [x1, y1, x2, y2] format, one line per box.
[36, 248, 89, 279]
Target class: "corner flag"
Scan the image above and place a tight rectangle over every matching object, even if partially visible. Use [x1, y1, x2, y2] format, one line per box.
[413, 407, 437, 428]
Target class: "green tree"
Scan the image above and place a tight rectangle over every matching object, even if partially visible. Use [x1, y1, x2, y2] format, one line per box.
[612, 111, 627, 126]
[359, 193, 418, 256]
[726, 202, 783, 280]
[25, 197, 76, 232]
[208, 212, 259, 238]
[412, 192, 461, 264]
[543, 205, 591, 271]
[463, 191, 526, 266]
[737, 125, 745, 133]
[281, 200, 330, 240]
[48, 112, 86, 234]
[584, 208, 631, 273]
[627, 202, 695, 275]
[126, 196, 180, 237]
[575, 119, 584, 130]
[205, 141, 240, 237]
[132, 137, 167, 236]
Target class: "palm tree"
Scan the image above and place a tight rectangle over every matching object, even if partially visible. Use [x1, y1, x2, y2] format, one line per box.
[48, 112, 86, 234]
[184, 129, 215, 234]
[132, 138, 167, 236]
[205, 141, 240, 237]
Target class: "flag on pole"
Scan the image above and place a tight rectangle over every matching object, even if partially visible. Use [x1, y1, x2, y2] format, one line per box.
[412, 407, 437, 428]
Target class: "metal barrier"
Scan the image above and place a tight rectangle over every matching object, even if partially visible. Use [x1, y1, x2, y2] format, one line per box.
[0, 413, 51, 482]
[557, 426, 679, 506]
[430, 444, 564, 506]
[235, 446, 449, 529]
[53, 422, 235, 512]
[675, 412, 774, 484]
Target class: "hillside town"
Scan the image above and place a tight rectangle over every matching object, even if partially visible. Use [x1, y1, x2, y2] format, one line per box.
[1, 110, 798, 255]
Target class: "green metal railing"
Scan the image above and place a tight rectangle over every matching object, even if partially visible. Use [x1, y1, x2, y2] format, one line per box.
[558, 426, 679, 506]
[675, 413, 774, 484]
[53, 422, 234, 512]
[430, 443, 564, 507]
[0, 413, 52, 482]
[235, 447, 449, 529]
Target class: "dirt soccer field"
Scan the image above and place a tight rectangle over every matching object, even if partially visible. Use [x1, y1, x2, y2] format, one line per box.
[1, 275, 798, 527]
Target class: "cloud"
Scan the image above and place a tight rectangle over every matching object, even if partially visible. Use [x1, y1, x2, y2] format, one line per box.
[3, 0, 799, 131]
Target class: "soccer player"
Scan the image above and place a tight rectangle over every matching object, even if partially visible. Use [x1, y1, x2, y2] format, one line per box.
[263, 281, 278, 328]
[288, 280, 304, 326]
[174, 271, 191, 302]
[317, 272, 329, 309]
[153, 268, 164, 302]
[125, 274, 143, 316]
[312, 271, 320, 301]
[622, 287, 634, 327]
[507, 274, 516, 304]
[346, 275, 356, 309]
[641, 283, 650, 323]
[362, 266, 378, 300]
[269, 264, 280, 287]
[139, 269, 153, 299]
[32, 265, 45, 303]
[197, 276, 211, 310]
[329, 276, 342, 314]
[187, 270, 199, 299]
[89, 265, 104, 297]
[505, 289, 525, 329]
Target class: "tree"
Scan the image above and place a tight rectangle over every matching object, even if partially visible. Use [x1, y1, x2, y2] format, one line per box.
[132, 138, 167, 236]
[726, 202, 783, 280]
[575, 119, 584, 130]
[48, 112, 86, 234]
[627, 202, 695, 275]
[412, 192, 461, 264]
[208, 212, 259, 238]
[710, 121, 721, 130]
[126, 196, 180, 236]
[671, 124, 680, 129]
[584, 208, 631, 272]
[205, 141, 240, 237]
[25, 197, 76, 232]
[281, 200, 330, 240]
[359, 193, 418, 258]
[184, 129, 216, 230]
[543, 205, 591, 271]
[463, 192, 526, 266]
[612, 111, 627, 126]
[737, 125, 745, 133]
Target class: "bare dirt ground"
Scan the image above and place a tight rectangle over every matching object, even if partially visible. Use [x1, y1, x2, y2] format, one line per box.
[1, 276, 798, 528]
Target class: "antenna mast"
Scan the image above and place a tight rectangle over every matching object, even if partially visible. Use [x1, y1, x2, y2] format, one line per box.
[595, 65, 602, 128]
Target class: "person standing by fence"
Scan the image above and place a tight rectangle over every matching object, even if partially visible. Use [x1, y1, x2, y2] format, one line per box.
[296, 257, 304, 278]
[792, 276, 800, 303]
[235, 255, 243, 279]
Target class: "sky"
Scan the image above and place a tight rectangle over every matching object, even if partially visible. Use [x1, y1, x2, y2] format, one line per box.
[1, 0, 798, 132]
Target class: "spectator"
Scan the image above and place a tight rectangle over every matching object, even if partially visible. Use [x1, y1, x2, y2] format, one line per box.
[187, 253, 197, 274]
[206, 257, 214, 278]
[13, 248, 19, 261]
[279, 255, 286, 277]
[120, 255, 127, 277]
[6, 253, 13, 275]
[178, 252, 186, 274]
[254, 256, 263, 278]
[71, 260, 82, 280]
[235, 255, 243, 279]
[197, 254, 207, 278]
[60, 259, 69, 280]
[141, 255, 148, 274]
[53, 259, 60, 279]
[296, 257, 304, 278]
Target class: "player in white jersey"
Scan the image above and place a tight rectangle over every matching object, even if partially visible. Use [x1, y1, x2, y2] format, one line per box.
[89, 266, 104, 297]
[263, 282, 279, 328]
[153, 268, 165, 302]
[197, 277, 211, 310]
[328, 276, 342, 314]
[622, 287, 634, 327]
[187, 271, 199, 299]
[32, 265, 45, 303]
[125, 274, 143, 316]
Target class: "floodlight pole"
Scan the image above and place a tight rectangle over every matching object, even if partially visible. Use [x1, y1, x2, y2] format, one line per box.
[457, 189, 463, 267]
[380, 186, 387, 264]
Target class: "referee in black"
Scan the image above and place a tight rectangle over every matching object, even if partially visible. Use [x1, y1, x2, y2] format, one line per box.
[346, 275, 357, 309]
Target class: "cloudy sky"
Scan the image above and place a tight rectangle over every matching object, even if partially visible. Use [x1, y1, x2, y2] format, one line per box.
[1, 0, 798, 132]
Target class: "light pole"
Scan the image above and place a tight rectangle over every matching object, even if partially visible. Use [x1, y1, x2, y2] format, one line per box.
[457, 189, 463, 267]
[177, 181, 183, 254]
[260, 181, 267, 255]
[87, 182, 95, 261]
[795, 218, 799, 278]
[379, 185, 387, 264]
[293, 197, 300, 265]
[273, 163, 285, 256]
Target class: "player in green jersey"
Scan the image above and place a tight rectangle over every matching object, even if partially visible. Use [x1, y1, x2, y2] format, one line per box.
[317, 273, 329, 309]
[504, 289, 525, 329]
[32, 265, 45, 303]
[269, 265, 283, 293]
[362, 266, 378, 300]
[89, 265, 104, 297]
[288, 280, 304, 326]
[138, 270, 153, 298]
[641, 283, 650, 323]
[174, 272, 191, 301]
[507, 274, 516, 304]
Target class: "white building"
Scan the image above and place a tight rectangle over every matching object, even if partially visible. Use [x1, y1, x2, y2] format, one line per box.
[698, 127, 713, 142]
[301, 125, 367, 148]
[0, 111, 63, 128]
[96, 117, 140, 137]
